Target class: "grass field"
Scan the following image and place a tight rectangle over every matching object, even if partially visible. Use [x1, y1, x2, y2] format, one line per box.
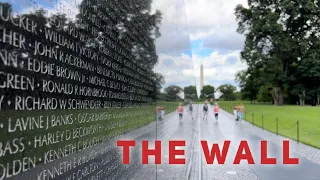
[217, 101, 320, 149]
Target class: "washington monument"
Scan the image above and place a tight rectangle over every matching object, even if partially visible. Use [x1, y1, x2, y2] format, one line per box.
[200, 63, 204, 91]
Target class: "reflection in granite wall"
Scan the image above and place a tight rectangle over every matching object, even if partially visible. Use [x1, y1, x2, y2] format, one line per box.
[0, 0, 164, 179]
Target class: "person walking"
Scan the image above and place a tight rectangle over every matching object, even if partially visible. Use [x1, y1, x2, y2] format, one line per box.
[203, 101, 209, 120]
[160, 106, 165, 121]
[214, 103, 220, 120]
[155, 106, 161, 123]
[233, 104, 238, 121]
[189, 101, 193, 114]
[238, 103, 245, 122]
[177, 103, 184, 120]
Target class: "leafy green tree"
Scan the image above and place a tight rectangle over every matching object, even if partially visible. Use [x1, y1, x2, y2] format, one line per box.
[235, 70, 260, 103]
[200, 85, 215, 99]
[184, 86, 198, 100]
[296, 44, 320, 106]
[233, 92, 242, 100]
[217, 84, 237, 101]
[235, 0, 320, 106]
[164, 85, 183, 100]
[257, 86, 272, 103]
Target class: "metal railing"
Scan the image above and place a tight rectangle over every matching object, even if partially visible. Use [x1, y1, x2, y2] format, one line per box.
[219, 103, 320, 149]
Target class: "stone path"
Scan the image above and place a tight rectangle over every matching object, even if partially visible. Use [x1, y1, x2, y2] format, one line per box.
[130, 105, 199, 180]
[128, 104, 320, 180]
[195, 104, 320, 180]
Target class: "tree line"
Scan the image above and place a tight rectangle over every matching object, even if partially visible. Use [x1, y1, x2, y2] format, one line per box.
[235, 0, 320, 106]
[158, 84, 241, 102]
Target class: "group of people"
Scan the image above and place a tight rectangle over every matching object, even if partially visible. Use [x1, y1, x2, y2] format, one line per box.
[176, 101, 193, 120]
[233, 104, 245, 121]
[158, 101, 245, 123]
[176, 100, 220, 121]
[203, 100, 220, 121]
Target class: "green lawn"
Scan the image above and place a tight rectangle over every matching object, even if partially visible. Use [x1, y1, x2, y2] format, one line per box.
[218, 101, 320, 148]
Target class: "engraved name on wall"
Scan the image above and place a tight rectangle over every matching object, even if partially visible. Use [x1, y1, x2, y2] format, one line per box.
[0, 0, 159, 179]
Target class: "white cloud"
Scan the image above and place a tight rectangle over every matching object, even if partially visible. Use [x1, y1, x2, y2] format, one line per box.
[156, 53, 195, 89]
[202, 29, 245, 51]
[154, 0, 248, 50]
[156, 50, 247, 96]
[19, 0, 81, 20]
[185, 0, 248, 39]
[155, 24, 191, 55]
[153, 0, 249, 96]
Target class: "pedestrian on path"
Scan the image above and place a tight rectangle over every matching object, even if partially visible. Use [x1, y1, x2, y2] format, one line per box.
[155, 106, 161, 123]
[155, 106, 161, 122]
[214, 103, 220, 120]
[189, 101, 193, 113]
[237, 103, 245, 122]
[177, 103, 184, 120]
[160, 106, 165, 121]
[203, 100, 209, 120]
[233, 104, 238, 121]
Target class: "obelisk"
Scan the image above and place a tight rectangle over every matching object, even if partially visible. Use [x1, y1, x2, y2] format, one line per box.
[200, 63, 204, 91]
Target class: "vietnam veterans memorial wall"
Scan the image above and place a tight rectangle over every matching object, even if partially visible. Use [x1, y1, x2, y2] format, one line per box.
[0, 0, 161, 179]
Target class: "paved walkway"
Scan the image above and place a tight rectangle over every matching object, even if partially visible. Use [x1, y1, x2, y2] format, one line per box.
[197, 104, 320, 180]
[130, 104, 320, 179]
[131, 105, 199, 180]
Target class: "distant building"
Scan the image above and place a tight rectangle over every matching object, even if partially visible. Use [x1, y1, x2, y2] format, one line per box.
[200, 63, 204, 91]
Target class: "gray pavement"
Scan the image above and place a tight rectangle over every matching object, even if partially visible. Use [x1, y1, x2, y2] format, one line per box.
[130, 104, 320, 180]
[195, 104, 320, 180]
[130, 105, 199, 180]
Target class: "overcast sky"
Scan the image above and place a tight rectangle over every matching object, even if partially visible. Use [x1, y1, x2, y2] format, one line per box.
[153, 0, 249, 96]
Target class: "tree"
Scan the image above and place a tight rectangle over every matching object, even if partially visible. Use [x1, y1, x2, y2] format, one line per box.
[294, 41, 320, 106]
[217, 84, 237, 101]
[235, 70, 260, 103]
[233, 92, 242, 100]
[235, 0, 320, 106]
[184, 86, 198, 100]
[200, 85, 215, 99]
[257, 86, 272, 103]
[164, 85, 183, 99]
